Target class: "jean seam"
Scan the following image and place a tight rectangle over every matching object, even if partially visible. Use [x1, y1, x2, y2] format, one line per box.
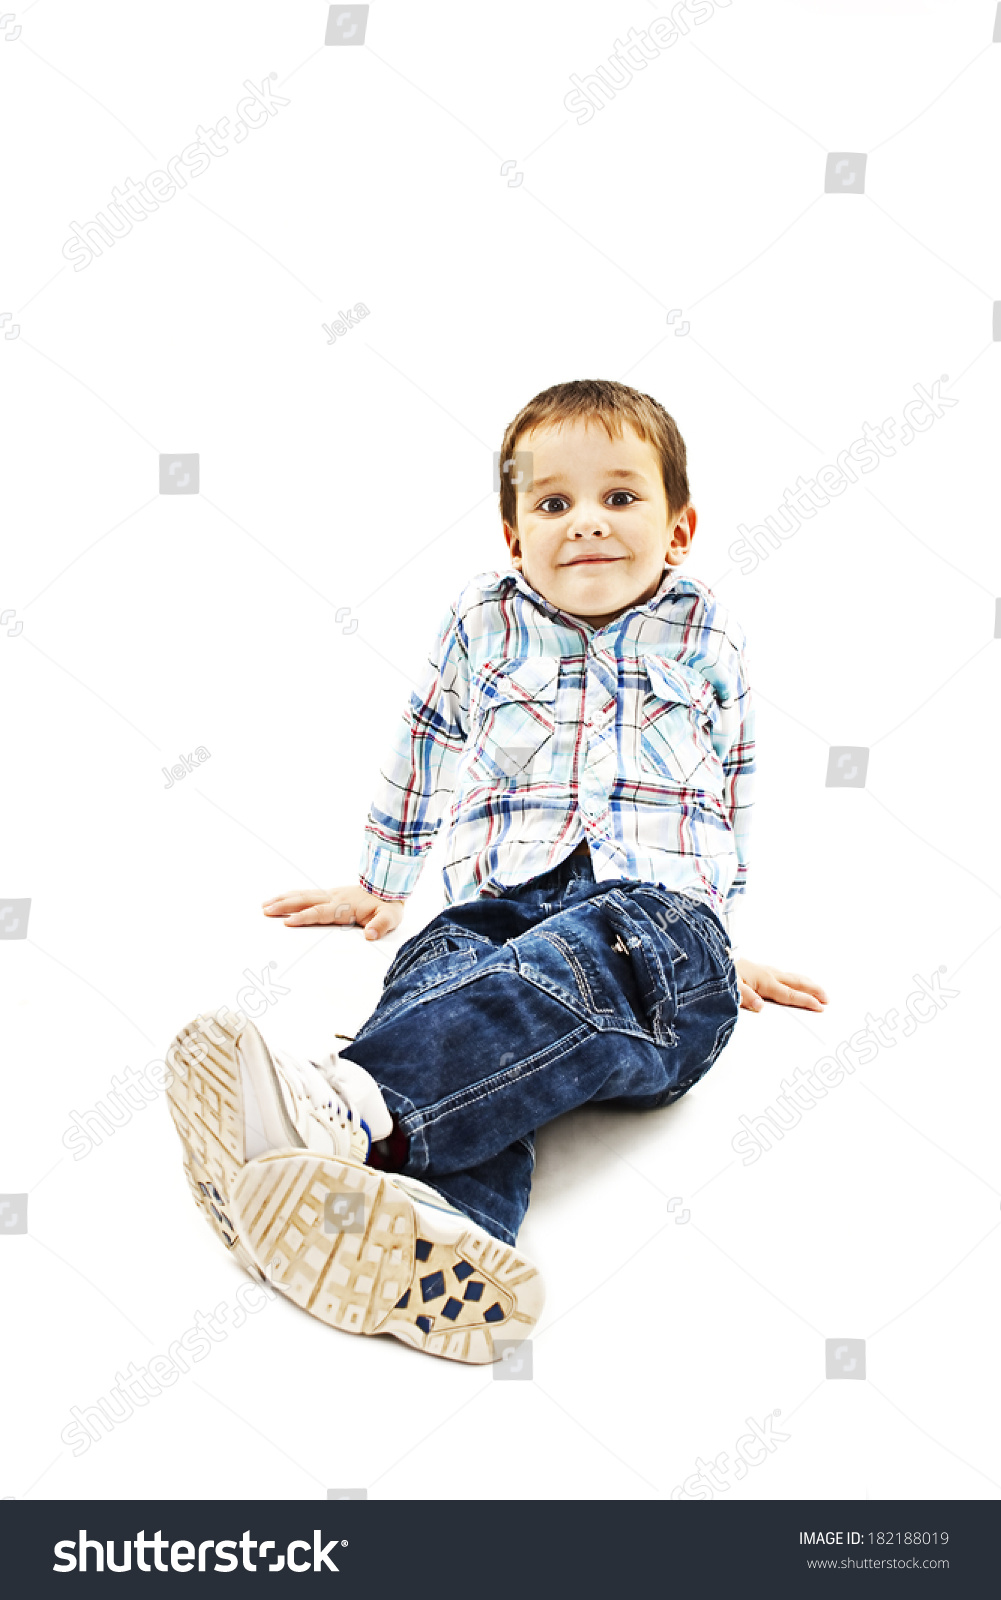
[703, 1012, 738, 1070]
[396, 949, 477, 996]
[367, 952, 480, 1024]
[677, 977, 736, 1009]
[639, 887, 731, 969]
[516, 960, 663, 1039]
[535, 928, 616, 1015]
[602, 889, 678, 1043]
[381, 929, 448, 989]
[605, 889, 675, 997]
[645, 892, 733, 980]
[414, 1023, 594, 1133]
[378, 1085, 428, 1169]
[374, 951, 651, 1052]
[442, 1196, 516, 1245]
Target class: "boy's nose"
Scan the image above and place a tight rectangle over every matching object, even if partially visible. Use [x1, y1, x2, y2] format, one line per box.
[567, 518, 611, 540]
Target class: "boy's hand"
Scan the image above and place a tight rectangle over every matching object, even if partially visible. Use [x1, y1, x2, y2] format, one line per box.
[262, 886, 404, 941]
[735, 959, 828, 1014]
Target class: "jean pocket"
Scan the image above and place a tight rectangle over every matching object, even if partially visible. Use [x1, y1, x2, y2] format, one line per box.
[640, 656, 723, 793]
[640, 887, 733, 978]
[381, 922, 478, 993]
[603, 889, 683, 1046]
[463, 657, 559, 784]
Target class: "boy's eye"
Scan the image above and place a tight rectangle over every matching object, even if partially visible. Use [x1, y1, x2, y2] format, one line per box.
[535, 490, 638, 514]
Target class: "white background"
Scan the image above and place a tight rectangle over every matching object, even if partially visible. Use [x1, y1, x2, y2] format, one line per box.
[2, 0, 999, 1502]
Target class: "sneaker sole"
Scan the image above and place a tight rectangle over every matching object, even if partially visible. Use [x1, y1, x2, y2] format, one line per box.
[230, 1152, 544, 1364]
[164, 1010, 263, 1278]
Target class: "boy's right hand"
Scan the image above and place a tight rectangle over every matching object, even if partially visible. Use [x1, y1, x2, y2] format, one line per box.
[262, 886, 404, 941]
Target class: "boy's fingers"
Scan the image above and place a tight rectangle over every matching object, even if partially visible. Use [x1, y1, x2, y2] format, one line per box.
[739, 981, 764, 1012]
[263, 891, 322, 914]
[284, 903, 340, 926]
[774, 970, 828, 1003]
[362, 906, 397, 941]
[274, 890, 395, 935]
[769, 979, 825, 1011]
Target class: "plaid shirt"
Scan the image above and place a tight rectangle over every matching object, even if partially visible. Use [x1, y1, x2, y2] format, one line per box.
[360, 568, 754, 930]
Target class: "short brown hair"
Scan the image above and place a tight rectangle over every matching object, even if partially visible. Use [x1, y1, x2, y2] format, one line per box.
[497, 378, 690, 531]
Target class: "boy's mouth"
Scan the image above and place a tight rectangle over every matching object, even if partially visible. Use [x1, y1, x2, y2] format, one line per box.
[562, 555, 623, 567]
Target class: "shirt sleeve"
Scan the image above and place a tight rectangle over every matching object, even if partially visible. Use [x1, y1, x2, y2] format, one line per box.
[714, 628, 755, 928]
[359, 603, 470, 900]
[720, 894, 743, 958]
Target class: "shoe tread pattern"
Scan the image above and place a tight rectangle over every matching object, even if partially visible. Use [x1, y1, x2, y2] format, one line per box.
[231, 1154, 542, 1364]
[164, 1012, 257, 1274]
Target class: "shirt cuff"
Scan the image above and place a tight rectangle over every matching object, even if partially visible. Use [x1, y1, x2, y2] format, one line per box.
[359, 840, 425, 901]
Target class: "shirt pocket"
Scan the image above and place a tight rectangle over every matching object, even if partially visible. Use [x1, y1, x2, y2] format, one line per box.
[639, 657, 723, 790]
[464, 657, 560, 784]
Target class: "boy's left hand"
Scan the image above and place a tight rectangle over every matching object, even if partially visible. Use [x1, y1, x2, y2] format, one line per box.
[735, 959, 828, 1014]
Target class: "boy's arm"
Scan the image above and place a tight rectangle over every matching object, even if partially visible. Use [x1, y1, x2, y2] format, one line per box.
[359, 603, 469, 902]
[714, 627, 755, 951]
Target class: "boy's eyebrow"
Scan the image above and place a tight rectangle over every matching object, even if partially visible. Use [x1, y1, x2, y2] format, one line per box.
[526, 468, 649, 491]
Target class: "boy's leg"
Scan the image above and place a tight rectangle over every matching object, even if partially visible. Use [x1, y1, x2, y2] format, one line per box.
[340, 864, 740, 1243]
[167, 860, 737, 1363]
[414, 1136, 537, 1247]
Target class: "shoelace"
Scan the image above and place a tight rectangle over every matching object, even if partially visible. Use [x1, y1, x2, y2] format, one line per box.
[274, 1049, 356, 1132]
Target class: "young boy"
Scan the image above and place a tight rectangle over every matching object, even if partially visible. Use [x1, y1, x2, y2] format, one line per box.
[165, 379, 827, 1365]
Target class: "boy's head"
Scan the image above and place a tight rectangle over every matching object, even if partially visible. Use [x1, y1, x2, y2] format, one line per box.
[499, 379, 695, 627]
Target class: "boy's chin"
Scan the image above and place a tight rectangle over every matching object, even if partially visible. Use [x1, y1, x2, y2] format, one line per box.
[563, 600, 645, 627]
[522, 566, 667, 621]
[562, 585, 659, 622]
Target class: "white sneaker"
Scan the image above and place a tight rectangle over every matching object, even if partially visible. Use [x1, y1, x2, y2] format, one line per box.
[229, 1151, 545, 1364]
[165, 1008, 392, 1274]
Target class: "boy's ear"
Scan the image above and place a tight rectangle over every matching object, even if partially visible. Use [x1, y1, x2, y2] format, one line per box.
[503, 521, 523, 568]
[665, 505, 697, 567]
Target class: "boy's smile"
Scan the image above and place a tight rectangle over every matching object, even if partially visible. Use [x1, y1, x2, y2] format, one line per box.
[503, 418, 696, 628]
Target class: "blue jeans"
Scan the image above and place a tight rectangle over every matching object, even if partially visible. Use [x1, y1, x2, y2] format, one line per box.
[341, 856, 741, 1245]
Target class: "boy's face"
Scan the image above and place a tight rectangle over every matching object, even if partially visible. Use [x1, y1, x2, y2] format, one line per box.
[503, 418, 696, 627]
